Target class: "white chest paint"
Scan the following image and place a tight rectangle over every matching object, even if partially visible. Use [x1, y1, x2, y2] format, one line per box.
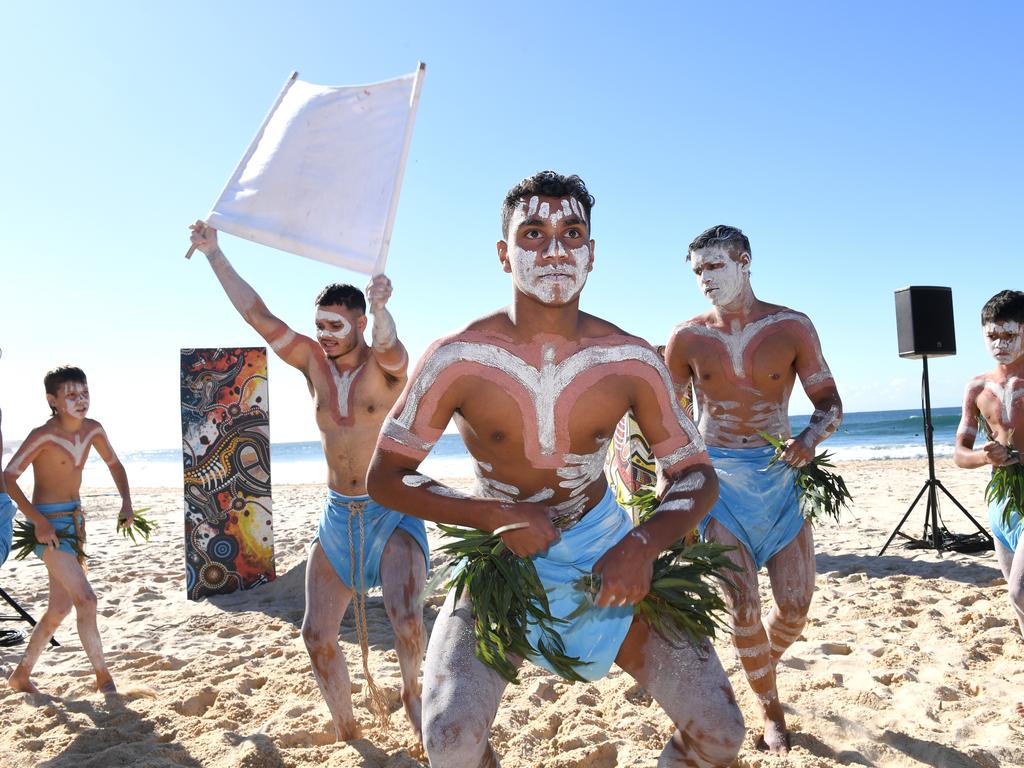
[330, 363, 365, 418]
[984, 377, 1024, 424]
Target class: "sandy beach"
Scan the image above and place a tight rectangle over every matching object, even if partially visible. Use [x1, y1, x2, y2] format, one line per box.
[1, 459, 1021, 767]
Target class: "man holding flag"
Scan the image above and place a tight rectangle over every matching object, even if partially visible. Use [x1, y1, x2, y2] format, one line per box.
[188, 223, 428, 743]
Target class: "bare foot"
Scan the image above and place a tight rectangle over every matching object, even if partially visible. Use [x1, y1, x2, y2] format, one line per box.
[758, 717, 791, 755]
[95, 671, 117, 694]
[1016, 701, 1024, 719]
[8, 669, 40, 695]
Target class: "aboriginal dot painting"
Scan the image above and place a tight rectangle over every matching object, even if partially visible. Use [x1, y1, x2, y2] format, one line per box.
[180, 347, 274, 600]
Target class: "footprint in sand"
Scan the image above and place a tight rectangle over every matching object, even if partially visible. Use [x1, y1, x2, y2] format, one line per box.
[172, 688, 218, 717]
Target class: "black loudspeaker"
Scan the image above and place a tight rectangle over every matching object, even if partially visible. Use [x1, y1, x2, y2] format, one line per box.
[894, 286, 956, 359]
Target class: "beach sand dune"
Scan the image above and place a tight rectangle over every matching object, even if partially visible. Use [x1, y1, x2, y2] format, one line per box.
[1, 460, 1022, 767]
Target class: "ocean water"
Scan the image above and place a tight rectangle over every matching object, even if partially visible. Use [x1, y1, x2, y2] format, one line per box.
[1, 407, 963, 489]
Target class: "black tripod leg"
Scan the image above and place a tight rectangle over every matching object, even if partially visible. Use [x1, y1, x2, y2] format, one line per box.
[879, 482, 929, 556]
[935, 481, 994, 544]
[0, 585, 60, 647]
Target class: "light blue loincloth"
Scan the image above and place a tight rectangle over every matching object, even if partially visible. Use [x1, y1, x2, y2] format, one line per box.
[700, 445, 804, 569]
[988, 496, 1021, 552]
[33, 501, 84, 560]
[527, 488, 635, 681]
[0, 493, 15, 566]
[315, 489, 429, 594]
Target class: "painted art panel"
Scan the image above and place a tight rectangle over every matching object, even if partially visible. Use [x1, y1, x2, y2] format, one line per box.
[180, 347, 274, 600]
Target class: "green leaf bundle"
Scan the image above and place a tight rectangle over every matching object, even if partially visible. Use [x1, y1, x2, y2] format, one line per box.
[978, 416, 1023, 529]
[11, 519, 87, 561]
[118, 507, 156, 543]
[573, 540, 737, 647]
[428, 524, 590, 685]
[760, 432, 853, 524]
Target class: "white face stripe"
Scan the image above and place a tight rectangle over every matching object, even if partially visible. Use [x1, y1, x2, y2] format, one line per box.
[316, 309, 352, 340]
[679, 311, 831, 382]
[984, 321, 1024, 364]
[506, 196, 592, 305]
[393, 341, 702, 461]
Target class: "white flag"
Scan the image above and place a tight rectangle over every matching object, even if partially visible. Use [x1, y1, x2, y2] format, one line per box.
[205, 66, 424, 275]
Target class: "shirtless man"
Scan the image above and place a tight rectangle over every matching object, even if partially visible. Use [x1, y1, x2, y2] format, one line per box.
[5, 365, 135, 694]
[666, 225, 843, 753]
[954, 290, 1024, 658]
[367, 172, 744, 768]
[188, 223, 427, 741]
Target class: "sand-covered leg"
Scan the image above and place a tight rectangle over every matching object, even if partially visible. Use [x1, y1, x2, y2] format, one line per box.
[617, 618, 744, 767]
[380, 529, 427, 741]
[422, 591, 511, 768]
[765, 520, 815, 665]
[47, 549, 114, 693]
[994, 539, 1024, 638]
[8, 563, 73, 694]
[707, 519, 789, 754]
[302, 541, 358, 740]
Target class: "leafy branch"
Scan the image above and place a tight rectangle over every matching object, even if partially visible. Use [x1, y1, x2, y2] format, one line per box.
[760, 432, 853, 524]
[978, 415, 1023, 528]
[118, 507, 156, 544]
[11, 519, 87, 561]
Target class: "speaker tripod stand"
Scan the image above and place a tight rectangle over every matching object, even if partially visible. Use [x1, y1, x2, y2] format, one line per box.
[878, 355, 993, 556]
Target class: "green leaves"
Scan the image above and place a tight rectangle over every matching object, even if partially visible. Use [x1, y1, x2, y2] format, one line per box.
[979, 416, 1023, 529]
[573, 538, 738, 647]
[428, 524, 590, 684]
[118, 508, 156, 544]
[11, 519, 86, 561]
[760, 432, 853, 525]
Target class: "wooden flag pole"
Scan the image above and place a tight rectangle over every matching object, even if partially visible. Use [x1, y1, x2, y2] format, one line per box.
[372, 61, 426, 276]
[185, 71, 300, 259]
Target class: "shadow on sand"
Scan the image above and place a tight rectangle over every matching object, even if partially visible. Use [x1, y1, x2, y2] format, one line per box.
[815, 551, 1001, 586]
[35, 693, 207, 768]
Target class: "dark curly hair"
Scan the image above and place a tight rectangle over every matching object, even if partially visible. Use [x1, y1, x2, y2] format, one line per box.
[501, 171, 595, 238]
[981, 290, 1024, 325]
[314, 284, 365, 313]
[686, 225, 751, 262]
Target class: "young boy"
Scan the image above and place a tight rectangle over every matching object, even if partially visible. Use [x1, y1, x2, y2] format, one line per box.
[4, 365, 135, 694]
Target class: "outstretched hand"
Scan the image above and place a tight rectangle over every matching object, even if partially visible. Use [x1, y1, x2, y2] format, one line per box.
[188, 220, 220, 257]
[365, 274, 393, 313]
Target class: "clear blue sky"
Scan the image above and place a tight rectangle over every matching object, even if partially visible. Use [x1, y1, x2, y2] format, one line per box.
[1, 2, 1021, 450]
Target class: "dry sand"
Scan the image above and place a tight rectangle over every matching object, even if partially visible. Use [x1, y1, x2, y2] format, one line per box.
[1, 459, 1022, 767]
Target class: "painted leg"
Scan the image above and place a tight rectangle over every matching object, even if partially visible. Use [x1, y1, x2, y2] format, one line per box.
[47, 550, 115, 692]
[617, 618, 744, 767]
[764, 521, 815, 665]
[380, 529, 427, 742]
[302, 541, 358, 740]
[8, 565, 72, 694]
[422, 591, 512, 768]
[705, 519, 788, 754]
[994, 540, 1024, 637]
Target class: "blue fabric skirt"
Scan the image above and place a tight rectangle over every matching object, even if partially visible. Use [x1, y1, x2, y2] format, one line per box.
[0, 493, 15, 566]
[989, 496, 1021, 552]
[315, 489, 429, 594]
[33, 501, 84, 560]
[526, 488, 635, 681]
[700, 445, 804, 569]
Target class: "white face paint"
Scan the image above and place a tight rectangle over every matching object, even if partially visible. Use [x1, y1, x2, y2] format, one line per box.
[57, 382, 90, 419]
[984, 321, 1024, 365]
[691, 246, 749, 308]
[505, 195, 592, 305]
[315, 308, 353, 347]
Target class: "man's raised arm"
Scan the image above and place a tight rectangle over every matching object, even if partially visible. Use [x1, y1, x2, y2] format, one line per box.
[188, 221, 312, 370]
[364, 274, 408, 377]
